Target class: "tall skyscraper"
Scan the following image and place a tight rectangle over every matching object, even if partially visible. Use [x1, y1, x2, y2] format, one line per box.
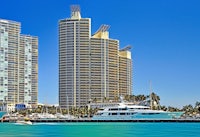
[19, 35, 38, 106]
[0, 19, 38, 109]
[59, 6, 91, 108]
[90, 25, 119, 102]
[59, 5, 132, 108]
[119, 49, 132, 96]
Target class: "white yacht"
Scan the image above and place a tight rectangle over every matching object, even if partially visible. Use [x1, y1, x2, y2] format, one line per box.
[92, 102, 184, 120]
[31, 113, 57, 120]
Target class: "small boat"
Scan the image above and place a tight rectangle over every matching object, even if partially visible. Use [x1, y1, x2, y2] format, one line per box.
[55, 113, 76, 119]
[16, 118, 32, 125]
[36, 113, 57, 120]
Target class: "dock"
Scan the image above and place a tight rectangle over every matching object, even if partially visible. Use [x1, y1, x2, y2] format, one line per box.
[1, 118, 200, 123]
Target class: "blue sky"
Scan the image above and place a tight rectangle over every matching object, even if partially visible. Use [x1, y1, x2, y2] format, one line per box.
[1, 0, 200, 107]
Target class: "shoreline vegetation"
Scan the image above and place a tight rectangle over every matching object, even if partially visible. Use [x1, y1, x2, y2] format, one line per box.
[1, 93, 200, 119]
[123, 93, 200, 118]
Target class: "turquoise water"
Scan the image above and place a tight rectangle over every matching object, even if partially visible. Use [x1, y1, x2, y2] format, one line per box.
[0, 122, 200, 137]
[0, 112, 6, 118]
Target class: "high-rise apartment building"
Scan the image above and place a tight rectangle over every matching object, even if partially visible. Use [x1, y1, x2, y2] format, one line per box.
[19, 35, 38, 106]
[119, 50, 132, 96]
[59, 5, 132, 108]
[59, 6, 91, 108]
[90, 25, 119, 102]
[0, 19, 38, 109]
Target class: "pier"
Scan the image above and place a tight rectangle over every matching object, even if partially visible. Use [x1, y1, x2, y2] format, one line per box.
[31, 119, 200, 123]
[1, 118, 200, 123]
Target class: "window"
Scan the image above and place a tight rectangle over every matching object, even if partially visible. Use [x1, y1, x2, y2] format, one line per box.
[109, 108, 118, 111]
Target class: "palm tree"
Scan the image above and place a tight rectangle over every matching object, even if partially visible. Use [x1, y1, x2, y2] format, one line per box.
[182, 104, 194, 115]
[124, 95, 131, 101]
[194, 101, 200, 113]
[114, 96, 119, 102]
[92, 98, 97, 103]
[168, 106, 180, 112]
[103, 97, 109, 103]
[150, 92, 160, 109]
[195, 101, 200, 109]
[160, 105, 167, 111]
[130, 95, 135, 102]
[135, 94, 146, 102]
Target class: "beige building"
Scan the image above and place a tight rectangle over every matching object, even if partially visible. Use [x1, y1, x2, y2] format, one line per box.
[90, 25, 119, 102]
[0, 19, 38, 108]
[59, 5, 132, 108]
[119, 50, 132, 96]
[59, 5, 91, 108]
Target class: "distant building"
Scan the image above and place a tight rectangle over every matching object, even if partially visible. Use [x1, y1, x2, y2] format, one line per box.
[59, 5, 132, 108]
[15, 104, 26, 111]
[0, 19, 38, 109]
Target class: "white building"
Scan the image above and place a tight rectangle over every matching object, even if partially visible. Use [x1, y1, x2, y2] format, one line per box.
[0, 19, 38, 109]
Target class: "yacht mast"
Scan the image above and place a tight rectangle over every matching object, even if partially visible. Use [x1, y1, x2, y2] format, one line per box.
[150, 81, 153, 109]
[67, 95, 69, 116]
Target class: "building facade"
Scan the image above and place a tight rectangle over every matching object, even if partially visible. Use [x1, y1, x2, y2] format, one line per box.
[0, 19, 38, 109]
[59, 6, 91, 108]
[19, 35, 38, 106]
[119, 50, 132, 96]
[90, 25, 119, 103]
[59, 5, 132, 108]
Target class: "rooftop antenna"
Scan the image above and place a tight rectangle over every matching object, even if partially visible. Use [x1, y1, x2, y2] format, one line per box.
[92, 24, 110, 39]
[70, 5, 81, 19]
[119, 45, 132, 51]
[93, 24, 110, 35]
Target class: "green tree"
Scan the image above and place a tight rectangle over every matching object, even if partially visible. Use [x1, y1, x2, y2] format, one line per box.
[135, 94, 146, 102]
[182, 104, 194, 115]
[149, 92, 160, 109]
[160, 105, 167, 111]
[193, 101, 200, 113]
[167, 106, 180, 112]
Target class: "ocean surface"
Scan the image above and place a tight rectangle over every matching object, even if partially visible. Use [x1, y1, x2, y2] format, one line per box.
[0, 122, 200, 137]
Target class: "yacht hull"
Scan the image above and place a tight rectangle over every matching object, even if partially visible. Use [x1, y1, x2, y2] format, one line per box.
[92, 112, 184, 120]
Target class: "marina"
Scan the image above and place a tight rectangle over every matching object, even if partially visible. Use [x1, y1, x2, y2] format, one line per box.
[26, 119, 200, 123]
[0, 99, 199, 123]
[1, 117, 200, 123]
